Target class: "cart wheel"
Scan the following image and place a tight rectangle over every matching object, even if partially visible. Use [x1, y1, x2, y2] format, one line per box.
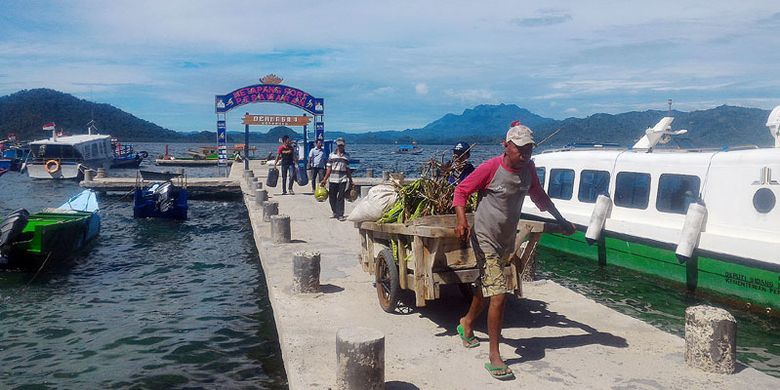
[375, 248, 401, 313]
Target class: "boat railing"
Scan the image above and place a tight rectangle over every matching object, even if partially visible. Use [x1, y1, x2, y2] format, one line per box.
[28, 156, 85, 164]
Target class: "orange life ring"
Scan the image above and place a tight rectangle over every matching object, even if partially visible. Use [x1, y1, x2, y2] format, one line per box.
[45, 159, 61, 174]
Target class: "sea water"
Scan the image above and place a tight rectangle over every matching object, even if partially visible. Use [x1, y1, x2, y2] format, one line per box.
[0, 168, 286, 388]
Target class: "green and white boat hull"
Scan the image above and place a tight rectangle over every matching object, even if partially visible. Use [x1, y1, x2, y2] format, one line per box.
[539, 229, 780, 314]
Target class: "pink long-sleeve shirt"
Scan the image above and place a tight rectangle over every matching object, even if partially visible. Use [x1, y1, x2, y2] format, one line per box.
[452, 156, 551, 211]
[453, 155, 552, 257]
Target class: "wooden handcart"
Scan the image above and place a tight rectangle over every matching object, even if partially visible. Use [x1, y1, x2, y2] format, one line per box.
[357, 214, 546, 312]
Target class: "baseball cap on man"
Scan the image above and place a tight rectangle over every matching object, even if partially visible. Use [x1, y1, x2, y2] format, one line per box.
[452, 141, 470, 155]
[506, 120, 535, 147]
[335, 137, 346, 146]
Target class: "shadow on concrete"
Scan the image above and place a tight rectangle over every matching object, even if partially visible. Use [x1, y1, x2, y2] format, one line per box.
[289, 239, 308, 244]
[320, 284, 345, 294]
[410, 285, 628, 363]
[386, 380, 420, 390]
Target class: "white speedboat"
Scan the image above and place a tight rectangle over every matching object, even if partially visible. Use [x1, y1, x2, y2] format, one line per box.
[26, 121, 113, 180]
[524, 105, 780, 314]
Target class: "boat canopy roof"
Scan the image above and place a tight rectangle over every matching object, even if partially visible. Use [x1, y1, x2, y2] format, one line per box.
[30, 134, 111, 146]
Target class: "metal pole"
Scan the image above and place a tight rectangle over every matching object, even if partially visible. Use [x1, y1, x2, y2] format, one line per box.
[244, 112, 250, 171]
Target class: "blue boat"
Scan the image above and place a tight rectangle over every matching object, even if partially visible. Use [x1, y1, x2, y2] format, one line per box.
[133, 170, 188, 220]
[111, 140, 148, 169]
[395, 143, 424, 155]
[0, 145, 30, 172]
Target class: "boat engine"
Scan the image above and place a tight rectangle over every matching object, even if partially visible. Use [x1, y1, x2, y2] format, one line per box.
[154, 181, 177, 213]
[0, 209, 29, 264]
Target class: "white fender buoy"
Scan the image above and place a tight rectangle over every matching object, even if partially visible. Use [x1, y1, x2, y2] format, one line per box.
[676, 203, 707, 262]
[585, 194, 612, 245]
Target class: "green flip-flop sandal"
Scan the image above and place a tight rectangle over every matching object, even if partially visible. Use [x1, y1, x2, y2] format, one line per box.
[484, 363, 515, 380]
[456, 324, 480, 348]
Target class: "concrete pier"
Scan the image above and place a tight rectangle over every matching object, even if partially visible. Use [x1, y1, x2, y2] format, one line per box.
[80, 176, 240, 197]
[235, 161, 776, 389]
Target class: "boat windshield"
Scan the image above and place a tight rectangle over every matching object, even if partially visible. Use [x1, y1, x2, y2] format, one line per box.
[32, 144, 82, 160]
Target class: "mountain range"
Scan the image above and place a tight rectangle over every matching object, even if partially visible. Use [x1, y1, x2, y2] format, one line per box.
[0, 88, 774, 148]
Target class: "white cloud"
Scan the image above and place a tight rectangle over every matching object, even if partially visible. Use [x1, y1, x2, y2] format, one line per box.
[2, 0, 779, 131]
[415, 83, 429, 95]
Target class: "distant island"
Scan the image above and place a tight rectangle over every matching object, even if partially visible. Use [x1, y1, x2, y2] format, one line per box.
[0, 88, 774, 148]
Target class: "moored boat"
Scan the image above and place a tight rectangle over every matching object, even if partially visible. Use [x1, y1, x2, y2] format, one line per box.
[26, 121, 113, 180]
[523, 105, 780, 314]
[133, 170, 188, 220]
[110, 139, 148, 169]
[0, 190, 100, 270]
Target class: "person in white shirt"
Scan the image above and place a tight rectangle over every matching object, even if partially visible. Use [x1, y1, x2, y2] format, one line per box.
[320, 138, 352, 220]
[308, 138, 326, 193]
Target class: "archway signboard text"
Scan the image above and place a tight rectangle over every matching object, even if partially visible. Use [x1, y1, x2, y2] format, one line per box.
[215, 84, 324, 115]
[214, 75, 325, 171]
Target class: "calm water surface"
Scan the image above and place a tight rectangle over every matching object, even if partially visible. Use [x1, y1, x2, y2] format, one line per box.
[0, 169, 286, 389]
[0, 141, 778, 386]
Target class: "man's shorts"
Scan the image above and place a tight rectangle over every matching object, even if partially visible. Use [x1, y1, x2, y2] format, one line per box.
[470, 235, 510, 297]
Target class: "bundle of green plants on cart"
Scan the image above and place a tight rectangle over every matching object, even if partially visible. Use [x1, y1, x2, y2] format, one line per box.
[378, 157, 478, 224]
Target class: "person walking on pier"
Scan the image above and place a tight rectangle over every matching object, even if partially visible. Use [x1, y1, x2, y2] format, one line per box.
[447, 141, 475, 185]
[320, 137, 352, 221]
[275, 135, 297, 195]
[452, 121, 575, 380]
[308, 138, 326, 193]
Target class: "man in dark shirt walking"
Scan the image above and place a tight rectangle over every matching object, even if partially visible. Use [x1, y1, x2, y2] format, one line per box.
[275, 135, 297, 195]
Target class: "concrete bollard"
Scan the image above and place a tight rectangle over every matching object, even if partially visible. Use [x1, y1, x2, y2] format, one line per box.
[270, 215, 291, 243]
[381, 171, 390, 181]
[360, 185, 372, 198]
[685, 305, 737, 374]
[83, 169, 95, 182]
[365, 168, 374, 178]
[96, 168, 107, 178]
[336, 327, 385, 390]
[255, 189, 268, 206]
[292, 251, 321, 293]
[263, 201, 279, 222]
[389, 172, 404, 182]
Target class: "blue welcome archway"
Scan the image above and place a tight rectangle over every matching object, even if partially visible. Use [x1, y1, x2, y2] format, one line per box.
[215, 75, 325, 171]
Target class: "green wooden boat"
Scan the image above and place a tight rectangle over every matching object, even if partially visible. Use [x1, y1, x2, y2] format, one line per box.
[0, 190, 100, 270]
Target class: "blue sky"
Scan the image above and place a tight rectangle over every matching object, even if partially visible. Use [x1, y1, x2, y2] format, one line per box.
[1, 0, 779, 133]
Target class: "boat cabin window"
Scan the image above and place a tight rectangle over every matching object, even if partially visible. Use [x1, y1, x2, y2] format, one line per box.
[753, 188, 776, 214]
[578, 170, 610, 203]
[92, 143, 99, 157]
[548, 169, 575, 200]
[37, 144, 77, 160]
[615, 172, 651, 209]
[656, 174, 700, 214]
[536, 167, 546, 188]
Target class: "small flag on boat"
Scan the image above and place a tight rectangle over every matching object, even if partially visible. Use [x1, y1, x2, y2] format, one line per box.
[42, 122, 56, 131]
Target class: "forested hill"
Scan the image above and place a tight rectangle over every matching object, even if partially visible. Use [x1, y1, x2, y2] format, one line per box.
[339, 104, 774, 148]
[0, 88, 775, 147]
[0, 89, 185, 141]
